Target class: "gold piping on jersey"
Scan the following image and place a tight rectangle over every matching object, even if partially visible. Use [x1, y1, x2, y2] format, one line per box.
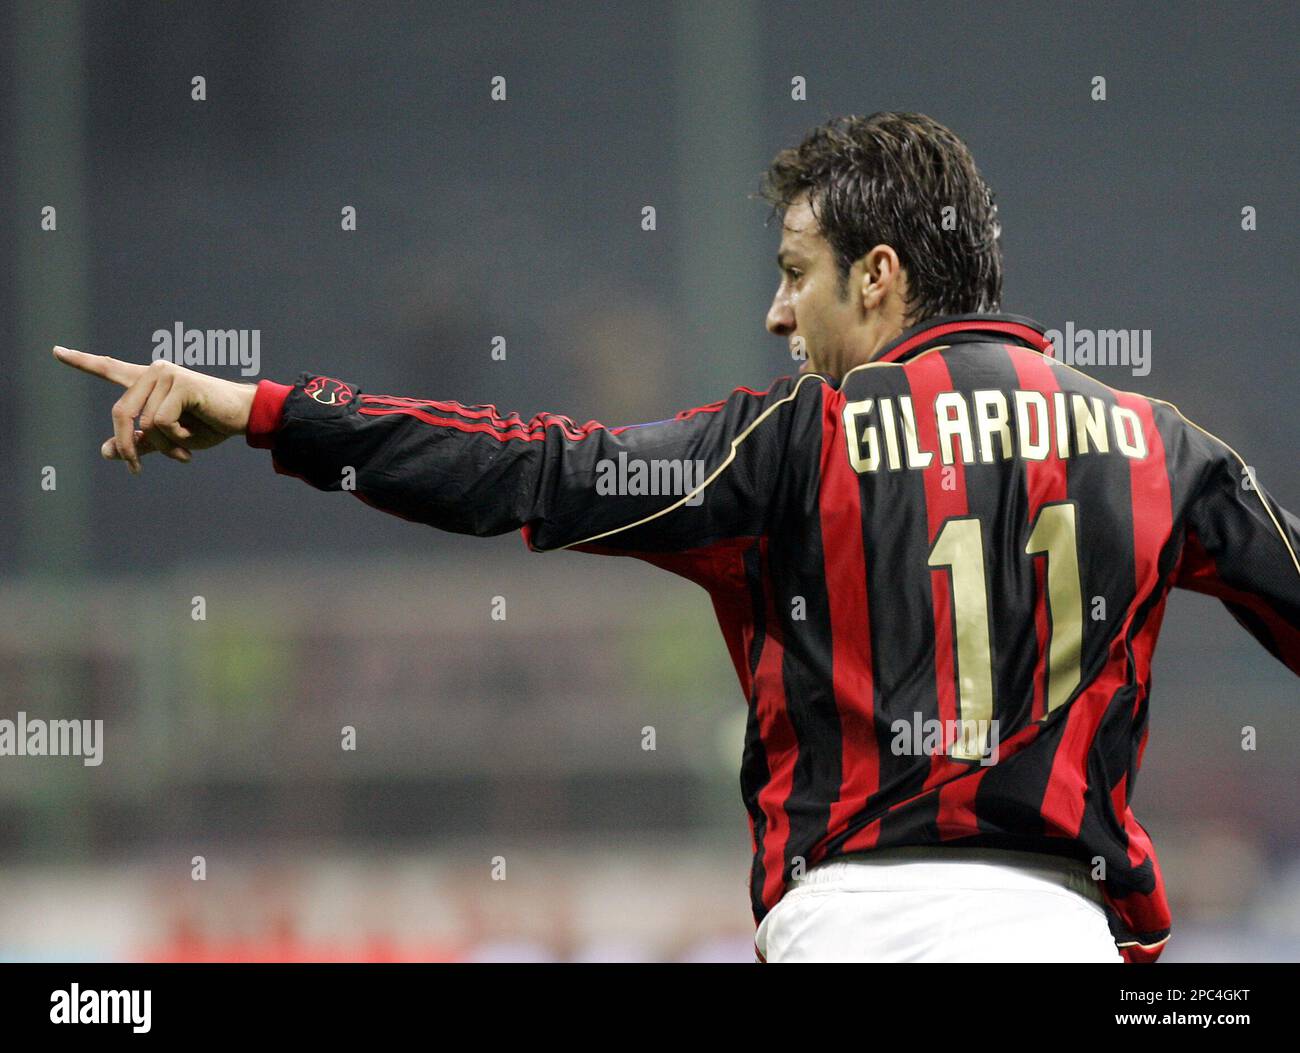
[1039, 355, 1300, 582]
[552, 345, 951, 551]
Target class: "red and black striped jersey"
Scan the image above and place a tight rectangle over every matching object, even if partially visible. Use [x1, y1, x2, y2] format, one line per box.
[246, 313, 1300, 963]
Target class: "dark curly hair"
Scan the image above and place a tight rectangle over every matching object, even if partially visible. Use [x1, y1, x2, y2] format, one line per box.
[759, 112, 1002, 323]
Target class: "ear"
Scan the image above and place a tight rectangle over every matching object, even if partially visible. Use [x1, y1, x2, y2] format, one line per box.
[859, 245, 903, 310]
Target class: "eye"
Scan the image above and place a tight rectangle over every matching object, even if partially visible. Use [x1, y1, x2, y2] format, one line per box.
[785, 267, 803, 280]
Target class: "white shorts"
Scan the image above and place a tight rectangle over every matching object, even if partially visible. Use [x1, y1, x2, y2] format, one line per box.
[754, 846, 1124, 963]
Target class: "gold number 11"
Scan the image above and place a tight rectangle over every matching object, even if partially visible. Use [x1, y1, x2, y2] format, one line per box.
[926, 501, 1083, 759]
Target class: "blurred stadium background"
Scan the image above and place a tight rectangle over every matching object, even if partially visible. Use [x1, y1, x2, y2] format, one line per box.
[1, 1, 1296, 961]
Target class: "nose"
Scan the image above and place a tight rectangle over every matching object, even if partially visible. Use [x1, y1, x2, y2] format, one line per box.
[766, 288, 794, 337]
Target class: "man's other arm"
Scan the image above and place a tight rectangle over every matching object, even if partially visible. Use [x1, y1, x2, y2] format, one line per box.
[1171, 415, 1300, 675]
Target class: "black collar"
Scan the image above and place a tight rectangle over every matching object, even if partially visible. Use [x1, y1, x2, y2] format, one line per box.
[871, 312, 1053, 365]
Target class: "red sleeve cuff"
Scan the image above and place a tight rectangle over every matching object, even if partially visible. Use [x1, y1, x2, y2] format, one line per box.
[246, 380, 294, 449]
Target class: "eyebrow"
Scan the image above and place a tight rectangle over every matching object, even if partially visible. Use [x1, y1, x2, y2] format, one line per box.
[777, 249, 804, 269]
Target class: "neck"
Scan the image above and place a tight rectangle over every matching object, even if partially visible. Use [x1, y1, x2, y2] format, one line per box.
[842, 315, 910, 374]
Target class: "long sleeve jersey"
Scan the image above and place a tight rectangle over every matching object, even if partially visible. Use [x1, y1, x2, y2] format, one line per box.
[246, 313, 1300, 962]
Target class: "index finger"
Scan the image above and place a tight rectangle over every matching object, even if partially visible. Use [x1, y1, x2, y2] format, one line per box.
[52, 346, 146, 387]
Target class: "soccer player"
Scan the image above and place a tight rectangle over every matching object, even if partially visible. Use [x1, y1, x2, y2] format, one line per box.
[55, 112, 1299, 963]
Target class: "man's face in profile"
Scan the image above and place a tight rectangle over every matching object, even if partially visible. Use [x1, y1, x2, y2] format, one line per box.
[765, 192, 862, 381]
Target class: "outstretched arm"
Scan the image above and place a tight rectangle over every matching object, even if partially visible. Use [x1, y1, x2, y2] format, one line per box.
[55, 348, 823, 554]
